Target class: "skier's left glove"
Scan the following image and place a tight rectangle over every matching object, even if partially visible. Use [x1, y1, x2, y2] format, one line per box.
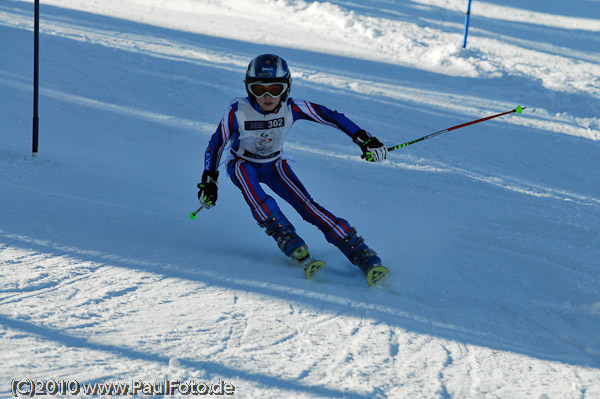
[197, 170, 219, 208]
[353, 129, 387, 162]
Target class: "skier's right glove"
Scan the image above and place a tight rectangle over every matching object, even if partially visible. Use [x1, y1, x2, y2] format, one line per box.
[197, 170, 219, 208]
[353, 129, 387, 162]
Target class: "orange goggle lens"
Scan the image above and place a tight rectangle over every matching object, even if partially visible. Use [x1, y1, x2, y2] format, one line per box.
[248, 82, 288, 98]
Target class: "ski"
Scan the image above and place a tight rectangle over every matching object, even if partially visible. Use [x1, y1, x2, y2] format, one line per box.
[291, 246, 389, 284]
[303, 259, 327, 279]
[366, 264, 389, 287]
[291, 245, 327, 279]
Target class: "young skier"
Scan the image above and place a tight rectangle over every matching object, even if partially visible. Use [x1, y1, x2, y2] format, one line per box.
[198, 54, 389, 286]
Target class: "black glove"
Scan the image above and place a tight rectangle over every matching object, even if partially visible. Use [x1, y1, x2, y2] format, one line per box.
[197, 170, 219, 208]
[353, 129, 387, 162]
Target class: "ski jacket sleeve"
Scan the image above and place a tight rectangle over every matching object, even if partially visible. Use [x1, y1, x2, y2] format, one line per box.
[289, 98, 362, 138]
[204, 102, 239, 173]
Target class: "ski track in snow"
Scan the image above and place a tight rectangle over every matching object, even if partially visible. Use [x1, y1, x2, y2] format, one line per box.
[1, 0, 600, 398]
[1, 236, 599, 398]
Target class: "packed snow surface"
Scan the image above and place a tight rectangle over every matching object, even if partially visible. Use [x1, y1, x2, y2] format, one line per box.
[1, 0, 599, 398]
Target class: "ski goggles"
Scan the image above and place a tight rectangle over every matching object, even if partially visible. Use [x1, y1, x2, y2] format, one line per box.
[247, 82, 288, 98]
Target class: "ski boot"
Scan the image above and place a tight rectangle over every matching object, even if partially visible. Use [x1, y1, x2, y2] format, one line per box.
[260, 210, 326, 279]
[260, 209, 305, 256]
[337, 228, 389, 286]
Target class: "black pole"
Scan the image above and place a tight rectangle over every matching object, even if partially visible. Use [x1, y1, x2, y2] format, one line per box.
[388, 106, 524, 152]
[32, 0, 40, 157]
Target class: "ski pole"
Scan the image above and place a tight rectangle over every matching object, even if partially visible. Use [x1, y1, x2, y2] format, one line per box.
[189, 205, 204, 220]
[388, 105, 524, 152]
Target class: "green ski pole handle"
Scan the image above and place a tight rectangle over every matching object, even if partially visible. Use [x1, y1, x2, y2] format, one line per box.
[388, 106, 525, 152]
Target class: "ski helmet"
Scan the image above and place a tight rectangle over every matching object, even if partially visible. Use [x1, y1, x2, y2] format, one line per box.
[245, 54, 292, 101]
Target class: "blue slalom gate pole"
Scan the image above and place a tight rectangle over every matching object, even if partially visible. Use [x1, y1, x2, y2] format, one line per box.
[462, 0, 473, 48]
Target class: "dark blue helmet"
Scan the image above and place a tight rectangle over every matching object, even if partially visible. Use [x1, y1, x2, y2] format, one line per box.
[245, 54, 292, 100]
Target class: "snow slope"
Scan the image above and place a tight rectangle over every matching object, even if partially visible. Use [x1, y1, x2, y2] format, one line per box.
[1, 0, 599, 397]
